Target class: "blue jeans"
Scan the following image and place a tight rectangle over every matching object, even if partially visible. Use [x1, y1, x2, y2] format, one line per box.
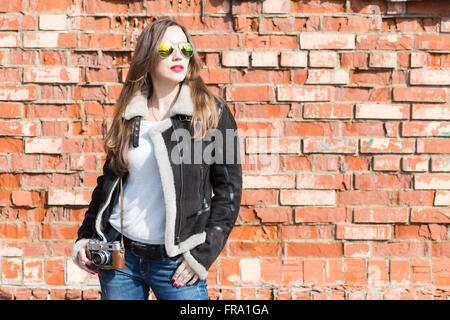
[97, 231, 209, 300]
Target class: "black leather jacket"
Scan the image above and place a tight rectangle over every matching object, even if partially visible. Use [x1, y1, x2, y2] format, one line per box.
[71, 83, 242, 279]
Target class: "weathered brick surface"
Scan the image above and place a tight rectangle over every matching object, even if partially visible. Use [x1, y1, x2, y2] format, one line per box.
[0, 0, 449, 300]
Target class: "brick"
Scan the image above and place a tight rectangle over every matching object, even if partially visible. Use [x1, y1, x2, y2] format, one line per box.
[354, 208, 408, 223]
[16, 288, 32, 300]
[80, 33, 123, 49]
[251, 51, 278, 67]
[301, 33, 355, 49]
[431, 157, 450, 172]
[47, 189, 92, 206]
[372, 242, 428, 257]
[240, 258, 261, 284]
[291, 0, 345, 13]
[45, 259, 64, 285]
[355, 103, 409, 119]
[341, 52, 367, 68]
[295, 207, 347, 223]
[433, 259, 450, 286]
[280, 190, 336, 205]
[285, 121, 339, 137]
[219, 259, 239, 286]
[325, 259, 344, 284]
[11, 190, 40, 207]
[402, 156, 429, 172]
[50, 289, 67, 300]
[338, 190, 394, 205]
[23, 32, 58, 48]
[0, 85, 37, 101]
[344, 243, 371, 258]
[304, 260, 323, 284]
[39, 14, 66, 30]
[309, 51, 337, 68]
[402, 121, 450, 137]
[24, 67, 79, 83]
[336, 225, 391, 240]
[82, 289, 100, 300]
[373, 155, 401, 171]
[306, 69, 349, 84]
[395, 225, 447, 240]
[1, 15, 35, 32]
[410, 51, 426, 68]
[25, 138, 62, 154]
[369, 51, 397, 68]
[410, 69, 450, 85]
[390, 260, 410, 286]
[434, 191, 450, 206]
[226, 86, 274, 101]
[414, 175, 450, 190]
[442, 18, 450, 32]
[262, 0, 289, 13]
[253, 207, 291, 223]
[2, 258, 22, 284]
[303, 103, 352, 119]
[355, 173, 411, 189]
[322, 16, 372, 32]
[42, 224, 79, 240]
[229, 242, 282, 257]
[368, 260, 389, 287]
[304, 137, 358, 153]
[356, 34, 412, 50]
[280, 51, 307, 67]
[23, 259, 43, 283]
[244, 174, 295, 189]
[230, 226, 276, 241]
[222, 51, 249, 67]
[242, 35, 297, 50]
[295, 173, 350, 190]
[360, 138, 415, 153]
[393, 87, 447, 103]
[417, 138, 450, 153]
[278, 86, 331, 101]
[280, 225, 334, 240]
[0, 33, 19, 47]
[241, 190, 278, 206]
[287, 243, 343, 258]
[31, 288, 48, 300]
[415, 35, 450, 50]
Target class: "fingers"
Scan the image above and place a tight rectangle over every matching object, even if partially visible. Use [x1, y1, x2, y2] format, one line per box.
[171, 258, 197, 288]
[77, 250, 98, 275]
[187, 274, 199, 287]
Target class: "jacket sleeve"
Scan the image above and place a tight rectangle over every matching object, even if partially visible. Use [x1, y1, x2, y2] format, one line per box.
[71, 157, 111, 267]
[182, 103, 243, 279]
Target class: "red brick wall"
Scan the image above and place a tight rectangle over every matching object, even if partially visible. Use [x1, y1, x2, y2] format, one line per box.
[0, 0, 449, 300]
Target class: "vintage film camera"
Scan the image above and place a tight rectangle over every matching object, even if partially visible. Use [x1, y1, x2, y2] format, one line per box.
[86, 239, 125, 269]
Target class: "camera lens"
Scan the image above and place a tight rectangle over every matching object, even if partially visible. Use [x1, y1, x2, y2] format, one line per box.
[91, 250, 111, 266]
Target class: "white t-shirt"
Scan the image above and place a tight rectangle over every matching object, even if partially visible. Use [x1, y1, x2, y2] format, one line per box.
[109, 119, 166, 244]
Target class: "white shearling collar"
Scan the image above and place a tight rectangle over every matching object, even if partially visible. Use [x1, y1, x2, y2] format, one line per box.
[121, 82, 194, 120]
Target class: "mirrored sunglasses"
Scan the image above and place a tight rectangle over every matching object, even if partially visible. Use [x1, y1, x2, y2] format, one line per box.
[158, 41, 194, 59]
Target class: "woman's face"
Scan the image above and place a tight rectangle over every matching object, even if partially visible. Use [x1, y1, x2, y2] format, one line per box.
[151, 26, 191, 86]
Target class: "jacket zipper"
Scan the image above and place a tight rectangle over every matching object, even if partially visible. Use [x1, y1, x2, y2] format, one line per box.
[172, 118, 183, 245]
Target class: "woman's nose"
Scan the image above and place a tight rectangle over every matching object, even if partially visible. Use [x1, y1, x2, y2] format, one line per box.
[172, 46, 183, 59]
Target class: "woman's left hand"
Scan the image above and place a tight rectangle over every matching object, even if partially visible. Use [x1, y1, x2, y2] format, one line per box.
[172, 256, 199, 288]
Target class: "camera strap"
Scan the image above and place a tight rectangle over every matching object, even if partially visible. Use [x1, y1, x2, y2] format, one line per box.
[119, 176, 125, 254]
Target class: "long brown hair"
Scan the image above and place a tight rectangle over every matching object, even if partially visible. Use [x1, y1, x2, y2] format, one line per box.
[104, 18, 224, 177]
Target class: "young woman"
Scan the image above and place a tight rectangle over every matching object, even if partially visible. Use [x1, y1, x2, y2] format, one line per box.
[71, 18, 242, 300]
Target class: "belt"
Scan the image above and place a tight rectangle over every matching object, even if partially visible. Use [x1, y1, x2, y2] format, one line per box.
[105, 222, 166, 259]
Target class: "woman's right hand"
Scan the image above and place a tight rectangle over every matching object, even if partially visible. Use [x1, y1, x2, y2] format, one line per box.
[77, 248, 98, 274]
